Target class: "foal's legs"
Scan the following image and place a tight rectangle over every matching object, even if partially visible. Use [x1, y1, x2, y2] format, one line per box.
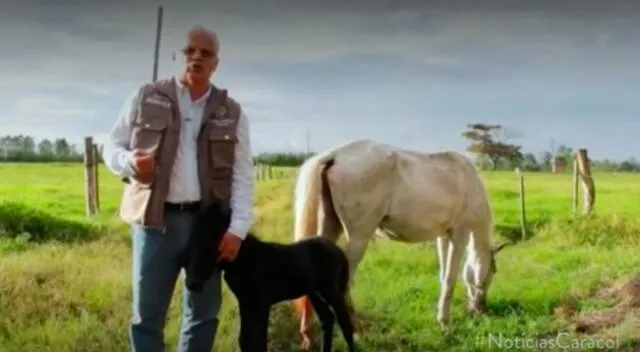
[238, 302, 270, 352]
[298, 209, 343, 349]
[321, 290, 356, 352]
[436, 227, 469, 328]
[307, 292, 336, 352]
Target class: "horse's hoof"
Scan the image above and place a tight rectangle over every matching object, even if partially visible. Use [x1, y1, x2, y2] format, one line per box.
[467, 306, 481, 315]
[437, 316, 451, 331]
[467, 302, 487, 315]
[439, 322, 453, 336]
[300, 336, 311, 350]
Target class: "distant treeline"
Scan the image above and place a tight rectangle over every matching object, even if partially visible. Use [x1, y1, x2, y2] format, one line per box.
[0, 151, 313, 167]
[0, 134, 315, 167]
[1, 134, 639, 172]
[252, 152, 315, 167]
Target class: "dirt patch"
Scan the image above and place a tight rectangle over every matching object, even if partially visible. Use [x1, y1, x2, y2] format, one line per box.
[554, 275, 640, 349]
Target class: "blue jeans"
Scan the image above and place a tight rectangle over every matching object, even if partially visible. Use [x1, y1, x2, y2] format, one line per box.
[129, 209, 222, 352]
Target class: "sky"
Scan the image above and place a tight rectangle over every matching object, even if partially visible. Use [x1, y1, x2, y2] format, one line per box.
[1, 0, 639, 161]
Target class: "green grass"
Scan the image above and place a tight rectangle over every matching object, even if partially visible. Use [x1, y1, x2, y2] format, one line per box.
[1, 163, 639, 351]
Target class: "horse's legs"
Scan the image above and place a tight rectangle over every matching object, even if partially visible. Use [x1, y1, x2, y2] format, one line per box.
[436, 236, 449, 283]
[327, 176, 386, 339]
[436, 227, 469, 328]
[459, 232, 479, 314]
[463, 220, 494, 314]
[342, 235, 371, 336]
[307, 292, 336, 352]
[462, 253, 478, 314]
[318, 201, 343, 242]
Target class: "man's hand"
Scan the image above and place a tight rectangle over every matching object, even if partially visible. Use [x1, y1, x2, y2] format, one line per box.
[132, 149, 155, 183]
[218, 232, 242, 261]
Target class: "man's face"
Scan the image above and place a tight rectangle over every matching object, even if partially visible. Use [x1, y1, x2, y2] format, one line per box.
[180, 31, 218, 82]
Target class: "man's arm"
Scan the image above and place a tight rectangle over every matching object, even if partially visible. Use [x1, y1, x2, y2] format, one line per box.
[228, 109, 255, 240]
[102, 88, 140, 179]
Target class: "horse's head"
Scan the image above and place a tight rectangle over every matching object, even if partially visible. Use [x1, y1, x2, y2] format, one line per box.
[184, 201, 232, 292]
[468, 240, 514, 311]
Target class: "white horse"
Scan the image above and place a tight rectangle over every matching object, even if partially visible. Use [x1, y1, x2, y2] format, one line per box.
[290, 139, 512, 348]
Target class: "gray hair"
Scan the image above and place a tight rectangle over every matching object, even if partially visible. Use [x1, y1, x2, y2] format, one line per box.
[186, 25, 220, 52]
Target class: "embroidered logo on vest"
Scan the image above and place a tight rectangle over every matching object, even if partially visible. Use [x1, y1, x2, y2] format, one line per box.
[213, 103, 233, 130]
[215, 105, 227, 118]
[144, 94, 171, 108]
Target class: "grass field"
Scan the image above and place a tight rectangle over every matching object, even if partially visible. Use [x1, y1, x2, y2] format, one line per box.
[1, 163, 639, 351]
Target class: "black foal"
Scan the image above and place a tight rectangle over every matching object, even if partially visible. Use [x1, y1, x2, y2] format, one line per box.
[178, 201, 356, 352]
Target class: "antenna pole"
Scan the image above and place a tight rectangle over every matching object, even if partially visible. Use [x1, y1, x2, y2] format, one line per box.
[152, 6, 163, 82]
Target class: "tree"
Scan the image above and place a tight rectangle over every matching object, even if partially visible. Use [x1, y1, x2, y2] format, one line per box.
[521, 153, 540, 171]
[617, 158, 639, 172]
[54, 138, 71, 158]
[555, 144, 573, 163]
[538, 151, 553, 171]
[0, 134, 83, 162]
[461, 123, 523, 170]
[38, 139, 54, 158]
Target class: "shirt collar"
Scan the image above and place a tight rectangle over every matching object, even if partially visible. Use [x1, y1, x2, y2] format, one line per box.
[174, 76, 212, 104]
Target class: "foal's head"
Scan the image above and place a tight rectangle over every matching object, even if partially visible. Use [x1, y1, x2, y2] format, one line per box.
[184, 201, 232, 292]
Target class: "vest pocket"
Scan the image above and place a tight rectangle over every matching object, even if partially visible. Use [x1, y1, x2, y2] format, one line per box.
[207, 127, 236, 201]
[131, 117, 169, 157]
[207, 127, 237, 170]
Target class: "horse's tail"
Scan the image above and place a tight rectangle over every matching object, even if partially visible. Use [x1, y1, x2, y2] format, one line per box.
[291, 150, 337, 326]
[293, 151, 336, 243]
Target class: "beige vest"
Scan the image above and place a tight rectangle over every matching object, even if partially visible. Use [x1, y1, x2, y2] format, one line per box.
[118, 77, 241, 229]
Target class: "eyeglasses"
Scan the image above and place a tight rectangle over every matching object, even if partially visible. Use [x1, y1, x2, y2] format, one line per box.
[181, 47, 216, 58]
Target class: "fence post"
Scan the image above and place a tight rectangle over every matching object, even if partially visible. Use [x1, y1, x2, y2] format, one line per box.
[92, 143, 100, 212]
[575, 149, 595, 215]
[83, 136, 97, 216]
[515, 168, 527, 240]
[572, 157, 579, 215]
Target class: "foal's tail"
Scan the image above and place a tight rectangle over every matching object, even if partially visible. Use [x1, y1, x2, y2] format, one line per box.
[292, 150, 337, 323]
[338, 251, 350, 293]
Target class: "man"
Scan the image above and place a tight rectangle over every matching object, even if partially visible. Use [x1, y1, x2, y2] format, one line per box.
[102, 25, 254, 351]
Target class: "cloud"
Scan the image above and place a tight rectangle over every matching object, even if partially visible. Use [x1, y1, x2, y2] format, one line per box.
[3, 0, 638, 92]
[13, 96, 96, 118]
[0, 0, 639, 159]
